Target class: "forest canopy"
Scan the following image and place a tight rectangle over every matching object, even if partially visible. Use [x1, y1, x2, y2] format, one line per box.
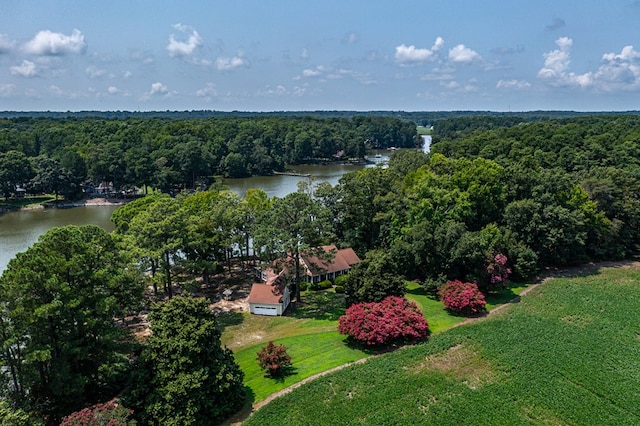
[0, 115, 418, 197]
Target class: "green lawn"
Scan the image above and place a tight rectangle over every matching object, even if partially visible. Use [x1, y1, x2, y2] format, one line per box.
[219, 291, 370, 404]
[234, 331, 369, 403]
[221, 282, 526, 408]
[245, 265, 640, 425]
[405, 282, 467, 333]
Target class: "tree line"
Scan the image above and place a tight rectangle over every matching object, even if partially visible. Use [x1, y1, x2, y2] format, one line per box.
[1, 114, 639, 424]
[0, 116, 418, 200]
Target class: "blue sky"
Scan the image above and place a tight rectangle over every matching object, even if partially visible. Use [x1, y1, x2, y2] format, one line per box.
[1, 1, 639, 112]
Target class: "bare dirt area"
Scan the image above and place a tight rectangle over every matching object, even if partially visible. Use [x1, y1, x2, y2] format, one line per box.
[126, 260, 256, 341]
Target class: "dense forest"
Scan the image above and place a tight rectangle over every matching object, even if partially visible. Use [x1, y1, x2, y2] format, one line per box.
[1, 109, 639, 125]
[1, 113, 640, 424]
[0, 115, 418, 199]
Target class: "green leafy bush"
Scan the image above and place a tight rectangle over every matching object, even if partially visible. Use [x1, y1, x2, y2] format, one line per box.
[334, 285, 345, 294]
[334, 274, 349, 287]
[311, 280, 333, 291]
[299, 281, 309, 292]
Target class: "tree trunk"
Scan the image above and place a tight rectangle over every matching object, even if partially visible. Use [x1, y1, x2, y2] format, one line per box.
[294, 249, 302, 305]
[164, 251, 173, 298]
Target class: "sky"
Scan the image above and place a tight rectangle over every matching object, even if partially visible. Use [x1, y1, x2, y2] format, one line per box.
[0, 1, 639, 112]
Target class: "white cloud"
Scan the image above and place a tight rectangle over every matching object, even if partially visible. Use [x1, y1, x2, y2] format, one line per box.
[395, 37, 444, 64]
[0, 34, 16, 53]
[23, 29, 86, 55]
[48, 85, 64, 96]
[215, 55, 249, 71]
[166, 23, 203, 59]
[432, 37, 445, 51]
[300, 48, 309, 61]
[195, 82, 217, 97]
[327, 68, 377, 85]
[302, 68, 323, 77]
[421, 73, 454, 81]
[150, 82, 168, 95]
[10, 60, 38, 77]
[537, 37, 593, 88]
[448, 44, 481, 64]
[592, 45, 640, 91]
[107, 86, 120, 94]
[0, 83, 16, 97]
[497, 79, 531, 89]
[85, 65, 107, 79]
[257, 85, 289, 96]
[130, 50, 155, 66]
[342, 32, 360, 45]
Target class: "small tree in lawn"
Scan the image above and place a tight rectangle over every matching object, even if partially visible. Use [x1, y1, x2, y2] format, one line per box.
[257, 341, 292, 377]
[439, 279, 486, 316]
[338, 296, 429, 347]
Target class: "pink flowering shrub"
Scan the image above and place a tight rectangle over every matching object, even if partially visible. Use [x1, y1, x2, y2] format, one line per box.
[257, 341, 292, 377]
[60, 401, 135, 426]
[338, 296, 430, 346]
[486, 253, 512, 291]
[439, 280, 486, 316]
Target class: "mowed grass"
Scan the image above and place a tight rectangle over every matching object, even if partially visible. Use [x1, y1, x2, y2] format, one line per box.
[245, 265, 640, 425]
[222, 282, 528, 406]
[219, 292, 370, 404]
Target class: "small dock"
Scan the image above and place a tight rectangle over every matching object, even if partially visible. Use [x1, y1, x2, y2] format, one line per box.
[273, 171, 311, 177]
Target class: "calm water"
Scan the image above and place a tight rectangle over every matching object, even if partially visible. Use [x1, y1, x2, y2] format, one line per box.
[0, 205, 119, 272]
[0, 139, 438, 275]
[0, 154, 393, 273]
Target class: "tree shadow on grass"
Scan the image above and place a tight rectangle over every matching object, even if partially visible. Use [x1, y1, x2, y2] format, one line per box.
[215, 311, 245, 332]
[484, 284, 520, 306]
[289, 291, 346, 321]
[264, 365, 298, 383]
[222, 386, 255, 425]
[405, 283, 439, 300]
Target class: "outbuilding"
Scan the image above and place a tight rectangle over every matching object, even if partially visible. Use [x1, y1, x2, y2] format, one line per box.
[247, 279, 290, 316]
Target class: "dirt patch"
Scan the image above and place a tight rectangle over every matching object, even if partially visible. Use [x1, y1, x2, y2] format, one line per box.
[413, 343, 499, 389]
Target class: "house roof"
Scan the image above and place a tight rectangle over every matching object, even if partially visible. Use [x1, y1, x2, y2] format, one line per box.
[301, 245, 361, 277]
[247, 282, 287, 304]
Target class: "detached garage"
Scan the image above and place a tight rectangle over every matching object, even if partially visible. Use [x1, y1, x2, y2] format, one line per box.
[247, 281, 290, 316]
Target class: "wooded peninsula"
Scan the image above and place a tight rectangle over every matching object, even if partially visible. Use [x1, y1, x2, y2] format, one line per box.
[1, 112, 639, 425]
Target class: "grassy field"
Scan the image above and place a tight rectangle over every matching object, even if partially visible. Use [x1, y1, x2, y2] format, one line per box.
[245, 265, 640, 425]
[221, 281, 528, 407]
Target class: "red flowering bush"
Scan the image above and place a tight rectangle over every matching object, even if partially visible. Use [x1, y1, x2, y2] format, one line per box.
[60, 400, 135, 426]
[486, 253, 512, 291]
[338, 296, 430, 346]
[257, 341, 292, 377]
[439, 280, 486, 316]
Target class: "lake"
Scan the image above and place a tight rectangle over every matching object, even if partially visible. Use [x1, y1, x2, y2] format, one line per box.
[0, 137, 432, 274]
[0, 154, 388, 273]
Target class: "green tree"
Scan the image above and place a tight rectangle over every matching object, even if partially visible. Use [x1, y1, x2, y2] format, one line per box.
[254, 192, 332, 304]
[125, 195, 186, 297]
[29, 155, 69, 200]
[343, 250, 406, 307]
[0, 226, 143, 422]
[0, 150, 33, 200]
[123, 296, 245, 426]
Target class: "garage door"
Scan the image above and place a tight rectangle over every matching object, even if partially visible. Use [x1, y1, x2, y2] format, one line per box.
[253, 306, 278, 316]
